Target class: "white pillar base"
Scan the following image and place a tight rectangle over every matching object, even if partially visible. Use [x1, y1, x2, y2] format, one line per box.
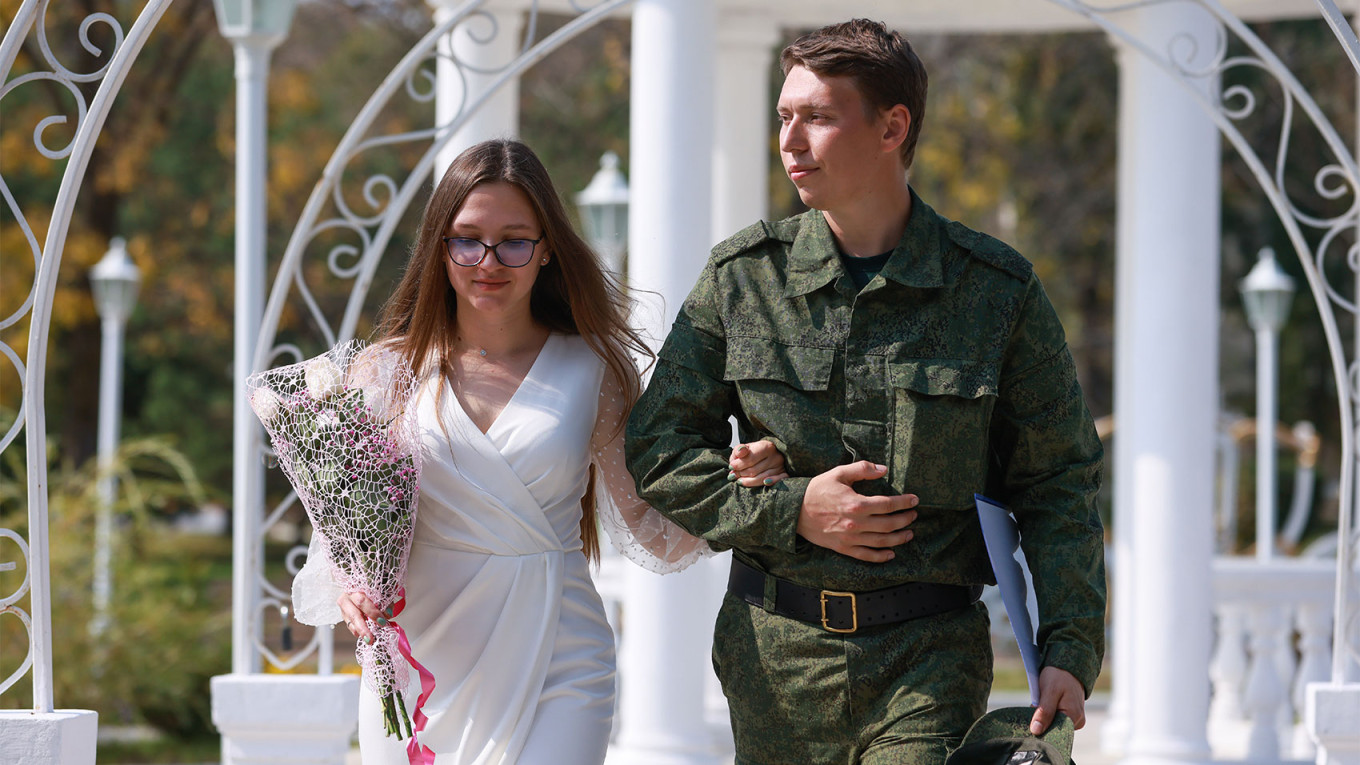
[0, 709, 97, 764]
[211, 674, 359, 765]
[1307, 682, 1360, 765]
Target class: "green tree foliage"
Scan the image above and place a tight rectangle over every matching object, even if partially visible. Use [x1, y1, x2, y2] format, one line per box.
[0, 433, 228, 739]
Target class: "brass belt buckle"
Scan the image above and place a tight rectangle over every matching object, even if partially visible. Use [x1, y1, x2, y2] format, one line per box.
[819, 590, 858, 633]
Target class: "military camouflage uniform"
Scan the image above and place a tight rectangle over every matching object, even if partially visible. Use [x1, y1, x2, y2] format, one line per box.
[625, 189, 1106, 764]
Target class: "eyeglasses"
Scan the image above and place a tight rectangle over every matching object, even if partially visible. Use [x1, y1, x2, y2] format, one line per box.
[442, 236, 544, 268]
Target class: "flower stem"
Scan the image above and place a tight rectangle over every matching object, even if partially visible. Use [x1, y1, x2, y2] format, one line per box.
[398, 693, 414, 739]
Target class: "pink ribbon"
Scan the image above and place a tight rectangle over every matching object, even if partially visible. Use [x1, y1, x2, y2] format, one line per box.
[392, 591, 436, 765]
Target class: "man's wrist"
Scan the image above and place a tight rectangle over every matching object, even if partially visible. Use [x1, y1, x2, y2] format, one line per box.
[1041, 642, 1101, 698]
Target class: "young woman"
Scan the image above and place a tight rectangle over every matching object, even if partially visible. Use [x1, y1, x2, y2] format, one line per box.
[293, 139, 785, 764]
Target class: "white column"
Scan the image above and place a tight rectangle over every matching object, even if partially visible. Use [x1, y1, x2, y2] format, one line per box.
[1101, 31, 1136, 753]
[609, 1, 720, 763]
[1112, 6, 1221, 765]
[712, 15, 779, 242]
[429, 0, 523, 177]
[214, 19, 361, 765]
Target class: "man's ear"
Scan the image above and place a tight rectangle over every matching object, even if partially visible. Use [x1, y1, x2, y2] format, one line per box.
[881, 104, 911, 155]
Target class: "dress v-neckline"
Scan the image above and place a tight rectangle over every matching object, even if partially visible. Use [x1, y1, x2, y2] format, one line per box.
[447, 332, 556, 438]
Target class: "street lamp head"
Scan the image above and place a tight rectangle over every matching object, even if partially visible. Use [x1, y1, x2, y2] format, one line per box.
[89, 237, 141, 324]
[1240, 247, 1296, 333]
[213, 0, 299, 45]
[575, 151, 630, 274]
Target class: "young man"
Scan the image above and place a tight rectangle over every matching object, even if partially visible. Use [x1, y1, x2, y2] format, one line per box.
[626, 19, 1106, 764]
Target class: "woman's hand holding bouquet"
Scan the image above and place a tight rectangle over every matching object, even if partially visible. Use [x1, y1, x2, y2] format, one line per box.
[249, 341, 432, 748]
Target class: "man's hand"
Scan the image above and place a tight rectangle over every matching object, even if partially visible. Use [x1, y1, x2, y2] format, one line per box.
[1030, 666, 1087, 734]
[797, 461, 917, 562]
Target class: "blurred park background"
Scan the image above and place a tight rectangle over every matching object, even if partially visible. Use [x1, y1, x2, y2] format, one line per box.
[0, 1, 1354, 760]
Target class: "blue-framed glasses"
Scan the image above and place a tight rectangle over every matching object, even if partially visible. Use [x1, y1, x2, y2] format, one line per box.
[442, 236, 544, 268]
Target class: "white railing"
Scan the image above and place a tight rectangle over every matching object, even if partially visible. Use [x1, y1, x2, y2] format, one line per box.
[1211, 557, 1360, 762]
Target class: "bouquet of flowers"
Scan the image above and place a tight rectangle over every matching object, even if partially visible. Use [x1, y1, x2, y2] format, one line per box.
[248, 340, 428, 742]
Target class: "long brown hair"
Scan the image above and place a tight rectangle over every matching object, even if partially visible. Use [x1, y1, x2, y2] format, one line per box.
[375, 139, 650, 562]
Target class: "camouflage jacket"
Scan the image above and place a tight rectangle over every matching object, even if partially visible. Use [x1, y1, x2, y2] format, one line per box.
[625, 190, 1107, 693]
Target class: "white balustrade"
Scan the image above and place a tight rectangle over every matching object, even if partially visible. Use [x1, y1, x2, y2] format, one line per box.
[1210, 603, 1250, 726]
[1293, 603, 1335, 758]
[1211, 557, 1358, 762]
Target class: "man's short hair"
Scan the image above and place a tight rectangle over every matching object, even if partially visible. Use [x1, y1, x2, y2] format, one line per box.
[780, 18, 928, 170]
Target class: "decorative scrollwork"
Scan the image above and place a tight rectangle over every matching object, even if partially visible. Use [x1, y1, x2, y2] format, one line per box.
[0, 608, 35, 697]
[0, 529, 32, 610]
[0, 2, 130, 460]
[0, 530, 34, 696]
[252, 597, 318, 672]
[0, 2, 127, 161]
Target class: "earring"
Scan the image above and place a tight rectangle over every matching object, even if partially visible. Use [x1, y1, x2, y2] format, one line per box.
[540, 257, 549, 265]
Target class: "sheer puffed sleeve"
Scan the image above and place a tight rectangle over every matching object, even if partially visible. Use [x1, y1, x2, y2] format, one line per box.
[292, 530, 344, 626]
[592, 368, 715, 573]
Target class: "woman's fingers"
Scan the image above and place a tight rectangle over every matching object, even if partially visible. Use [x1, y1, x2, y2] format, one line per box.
[736, 469, 788, 488]
[337, 592, 388, 644]
[729, 441, 786, 476]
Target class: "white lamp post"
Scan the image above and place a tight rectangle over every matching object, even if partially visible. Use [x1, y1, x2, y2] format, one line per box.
[212, 0, 298, 677]
[1240, 247, 1295, 562]
[211, 6, 359, 763]
[88, 237, 140, 639]
[576, 151, 630, 275]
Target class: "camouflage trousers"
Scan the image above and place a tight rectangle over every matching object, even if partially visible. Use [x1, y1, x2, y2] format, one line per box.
[712, 593, 993, 765]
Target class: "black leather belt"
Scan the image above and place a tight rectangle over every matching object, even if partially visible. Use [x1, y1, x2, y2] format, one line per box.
[728, 556, 983, 634]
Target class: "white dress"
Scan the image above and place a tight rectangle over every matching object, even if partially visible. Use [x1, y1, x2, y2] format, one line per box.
[293, 332, 709, 765]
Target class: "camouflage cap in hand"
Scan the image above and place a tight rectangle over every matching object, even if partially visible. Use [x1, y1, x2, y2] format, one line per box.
[945, 707, 1074, 765]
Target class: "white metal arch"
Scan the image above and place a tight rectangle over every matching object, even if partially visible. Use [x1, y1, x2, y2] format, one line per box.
[0, 0, 175, 712]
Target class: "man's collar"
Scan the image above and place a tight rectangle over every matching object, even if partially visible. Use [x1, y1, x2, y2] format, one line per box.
[880, 188, 946, 289]
[784, 211, 843, 297]
[783, 188, 946, 297]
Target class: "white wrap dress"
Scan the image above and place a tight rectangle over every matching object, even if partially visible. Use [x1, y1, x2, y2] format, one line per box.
[293, 332, 709, 764]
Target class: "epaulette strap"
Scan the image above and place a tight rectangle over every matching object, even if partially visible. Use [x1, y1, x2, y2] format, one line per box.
[946, 220, 1032, 281]
[710, 220, 772, 263]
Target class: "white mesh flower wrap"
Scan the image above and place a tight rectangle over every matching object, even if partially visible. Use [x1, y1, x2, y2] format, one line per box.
[248, 340, 423, 706]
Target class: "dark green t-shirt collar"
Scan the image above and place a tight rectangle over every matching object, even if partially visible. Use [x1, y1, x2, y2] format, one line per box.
[784, 186, 947, 298]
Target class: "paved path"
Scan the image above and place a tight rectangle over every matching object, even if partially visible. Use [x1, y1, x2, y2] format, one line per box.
[343, 693, 1117, 764]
